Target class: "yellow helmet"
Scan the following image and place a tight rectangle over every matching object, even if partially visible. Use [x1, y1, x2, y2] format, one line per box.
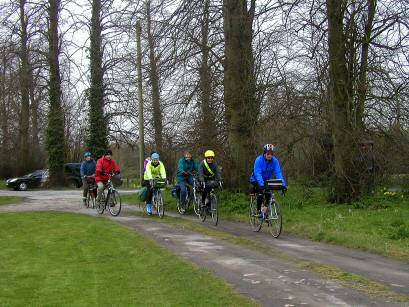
[204, 150, 215, 158]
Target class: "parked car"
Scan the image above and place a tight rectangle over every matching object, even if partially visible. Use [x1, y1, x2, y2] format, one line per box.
[64, 163, 82, 188]
[5, 163, 83, 191]
[6, 169, 48, 191]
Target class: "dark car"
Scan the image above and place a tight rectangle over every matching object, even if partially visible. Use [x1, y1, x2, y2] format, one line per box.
[64, 163, 82, 188]
[6, 169, 48, 191]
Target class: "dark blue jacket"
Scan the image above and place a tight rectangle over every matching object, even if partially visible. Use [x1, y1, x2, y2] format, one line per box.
[176, 158, 199, 183]
[250, 155, 286, 187]
[80, 160, 96, 177]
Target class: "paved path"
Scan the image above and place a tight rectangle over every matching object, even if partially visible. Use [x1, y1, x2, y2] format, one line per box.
[0, 190, 408, 307]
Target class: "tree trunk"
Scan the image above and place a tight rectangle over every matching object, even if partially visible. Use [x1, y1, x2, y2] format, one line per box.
[146, 0, 163, 154]
[29, 71, 41, 168]
[0, 50, 11, 177]
[136, 20, 145, 181]
[46, 0, 65, 186]
[327, 0, 359, 202]
[199, 0, 217, 151]
[355, 0, 376, 129]
[223, 0, 258, 191]
[87, 0, 108, 158]
[17, 0, 30, 175]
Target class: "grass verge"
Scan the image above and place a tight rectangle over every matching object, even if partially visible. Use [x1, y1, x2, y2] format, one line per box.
[0, 196, 21, 205]
[0, 211, 257, 306]
[128, 211, 408, 303]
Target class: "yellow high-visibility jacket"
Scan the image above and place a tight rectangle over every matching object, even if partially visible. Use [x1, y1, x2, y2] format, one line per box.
[144, 160, 166, 180]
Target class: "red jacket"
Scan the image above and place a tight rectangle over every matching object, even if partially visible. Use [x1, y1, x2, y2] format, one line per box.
[95, 156, 120, 183]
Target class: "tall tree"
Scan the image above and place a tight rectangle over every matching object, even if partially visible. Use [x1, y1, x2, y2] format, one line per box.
[326, 0, 378, 202]
[136, 20, 145, 181]
[146, 0, 163, 154]
[198, 0, 217, 151]
[223, 0, 258, 191]
[87, 0, 108, 157]
[45, 0, 65, 186]
[17, 0, 30, 175]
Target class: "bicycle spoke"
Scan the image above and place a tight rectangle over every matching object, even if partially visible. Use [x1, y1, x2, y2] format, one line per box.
[267, 201, 282, 238]
[210, 193, 218, 226]
[108, 190, 122, 216]
[249, 196, 262, 232]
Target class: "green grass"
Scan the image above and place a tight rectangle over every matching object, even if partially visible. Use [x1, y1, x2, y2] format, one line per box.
[0, 212, 257, 306]
[0, 196, 21, 205]
[0, 180, 7, 189]
[123, 186, 409, 262]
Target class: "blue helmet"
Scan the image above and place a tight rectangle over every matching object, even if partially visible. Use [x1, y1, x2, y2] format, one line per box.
[84, 151, 92, 157]
[151, 153, 160, 160]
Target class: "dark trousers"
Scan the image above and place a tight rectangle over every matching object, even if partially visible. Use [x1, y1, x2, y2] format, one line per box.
[179, 176, 194, 205]
[201, 187, 212, 207]
[251, 182, 271, 211]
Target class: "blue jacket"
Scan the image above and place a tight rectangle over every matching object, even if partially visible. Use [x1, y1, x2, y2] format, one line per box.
[80, 160, 96, 177]
[176, 158, 199, 183]
[250, 155, 286, 187]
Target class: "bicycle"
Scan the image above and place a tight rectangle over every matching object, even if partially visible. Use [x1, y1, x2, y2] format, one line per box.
[198, 180, 221, 226]
[96, 173, 122, 216]
[84, 175, 97, 209]
[249, 179, 284, 238]
[176, 173, 202, 216]
[151, 178, 166, 218]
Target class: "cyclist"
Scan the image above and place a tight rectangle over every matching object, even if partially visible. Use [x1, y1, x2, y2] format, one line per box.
[80, 151, 96, 205]
[250, 144, 287, 215]
[143, 152, 166, 215]
[176, 150, 199, 208]
[143, 151, 156, 172]
[95, 149, 121, 204]
[198, 150, 222, 212]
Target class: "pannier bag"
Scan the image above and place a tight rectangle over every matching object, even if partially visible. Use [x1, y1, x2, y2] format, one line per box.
[112, 174, 123, 187]
[171, 185, 180, 198]
[154, 179, 166, 188]
[205, 180, 219, 189]
[138, 186, 149, 202]
[265, 179, 284, 191]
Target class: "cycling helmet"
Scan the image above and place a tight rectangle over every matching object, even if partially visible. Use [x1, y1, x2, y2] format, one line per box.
[204, 150, 215, 158]
[263, 144, 275, 153]
[84, 151, 92, 157]
[151, 153, 160, 160]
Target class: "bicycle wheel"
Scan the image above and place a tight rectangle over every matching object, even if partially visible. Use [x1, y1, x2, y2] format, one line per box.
[87, 192, 96, 209]
[176, 194, 186, 215]
[210, 193, 218, 226]
[249, 195, 262, 232]
[267, 200, 282, 238]
[199, 197, 207, 222]
[193, 189, 202, 216]
[156, 190, 164, 218]
[96, 193, 105, 214]
[85, 191, 91, 208]
[108, 190, 122, 216]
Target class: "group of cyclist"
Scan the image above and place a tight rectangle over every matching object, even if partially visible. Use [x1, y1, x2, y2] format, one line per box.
[80, 143, 287, 217]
